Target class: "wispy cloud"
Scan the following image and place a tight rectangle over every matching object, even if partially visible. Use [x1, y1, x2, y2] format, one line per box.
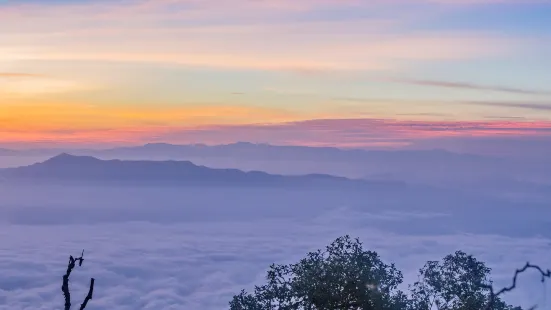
[4, 33, 515, 73]
[0, 73, 45, 78]
[0, 77, 92, 96]
[134, 118, 551, 150]
[390, 78, 551, 96]
[0, 0, 535, 73]
[465, 101, 551, 111]
[4, 116, 551, 148]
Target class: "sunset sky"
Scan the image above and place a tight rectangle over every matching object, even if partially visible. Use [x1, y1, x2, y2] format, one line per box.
[1, 0, 551, 149]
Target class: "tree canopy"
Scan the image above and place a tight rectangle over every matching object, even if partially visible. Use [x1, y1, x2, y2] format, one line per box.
[230, 236, 537, 310]
[409, 251, 521, 310]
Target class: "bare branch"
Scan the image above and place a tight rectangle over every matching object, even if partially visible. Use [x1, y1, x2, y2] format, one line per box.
[482, 262, 551, 310]
[79, 278, 95, 310]
[61, 250, 95, 310]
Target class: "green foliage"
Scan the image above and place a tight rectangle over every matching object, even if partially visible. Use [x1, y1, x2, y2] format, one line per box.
[230, 236, 525, 310]
[230, 235, 406, 310]
[409, 251, 520, 310]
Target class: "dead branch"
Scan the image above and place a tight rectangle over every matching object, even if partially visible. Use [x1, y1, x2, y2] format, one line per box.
[61, 250, 95, 310]
[79, 278, 95, 310]
[482, 262, 551, 310]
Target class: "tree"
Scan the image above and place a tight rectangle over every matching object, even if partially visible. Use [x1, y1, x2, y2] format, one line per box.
[231, 237, 549, 310]
[230, 235, 407, 310]
[409, 251, 521, 310]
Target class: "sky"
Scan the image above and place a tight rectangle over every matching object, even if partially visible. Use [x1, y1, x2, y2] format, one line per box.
[1, 0, 551, 149]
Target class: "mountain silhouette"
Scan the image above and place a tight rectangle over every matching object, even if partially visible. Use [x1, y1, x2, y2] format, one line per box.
[1, 153, 405, 189]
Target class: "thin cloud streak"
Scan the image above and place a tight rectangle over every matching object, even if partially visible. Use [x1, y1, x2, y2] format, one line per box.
[4, 34, 514, 73]
[390, 78, 551, 96]
[464, 101, 551, 111]
[0, 73, 45, 78]
[95, 0, 551, 14]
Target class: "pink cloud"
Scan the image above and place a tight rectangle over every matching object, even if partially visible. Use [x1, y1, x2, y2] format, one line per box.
[3, 118, 551, 151]
[144, 118, 551, 148]
[42, 118, 551, 148]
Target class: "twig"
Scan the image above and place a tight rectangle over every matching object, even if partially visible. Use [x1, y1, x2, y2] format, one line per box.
[61, 250, 95, 310]
[482, 262, 551, 310]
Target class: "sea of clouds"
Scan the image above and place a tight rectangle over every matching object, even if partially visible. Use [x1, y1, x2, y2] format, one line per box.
[0, 184, 550, 310]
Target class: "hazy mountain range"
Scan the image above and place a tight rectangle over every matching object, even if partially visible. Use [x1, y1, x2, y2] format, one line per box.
[2, 142, 549, 186]
[0, 142, 497, 161]
[0, 153, 406, 190]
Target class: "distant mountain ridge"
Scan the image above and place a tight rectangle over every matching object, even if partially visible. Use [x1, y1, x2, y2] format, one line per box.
[93, 142, 488, 161]
[0, 148, 19, 156]
[0, 142, 491, 161]
[2, 142, 550, 188]
[0, 153, 406, 190]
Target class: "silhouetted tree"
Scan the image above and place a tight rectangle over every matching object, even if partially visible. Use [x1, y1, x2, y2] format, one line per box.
[230, 235, 408, 310]
[409, 251, 521, 310]
[230, 236, 549, 310]
[62, 250, 95, 310]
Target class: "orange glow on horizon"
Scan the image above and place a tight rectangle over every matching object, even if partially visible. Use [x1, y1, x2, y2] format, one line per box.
[2, 108, 551, 148]
[0, 103, 301, 130]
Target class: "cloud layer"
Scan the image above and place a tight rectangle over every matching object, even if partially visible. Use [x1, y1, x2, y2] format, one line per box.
[6, 117, 551, 148]
[0, 200, 549, 310]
